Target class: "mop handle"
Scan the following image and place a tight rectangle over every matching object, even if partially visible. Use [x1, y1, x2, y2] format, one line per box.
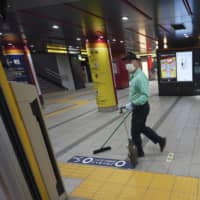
[100, 112, 131, 148]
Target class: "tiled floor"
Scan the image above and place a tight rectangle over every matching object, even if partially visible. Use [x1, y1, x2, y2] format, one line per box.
[43, 81, 200, 199]
[59, 162, 200, 200]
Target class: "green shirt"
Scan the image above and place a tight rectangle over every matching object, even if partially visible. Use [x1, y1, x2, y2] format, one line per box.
[129, 68, 149, 105]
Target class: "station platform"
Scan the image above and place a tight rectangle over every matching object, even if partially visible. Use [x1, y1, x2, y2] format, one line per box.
[43, 81, 200, 200]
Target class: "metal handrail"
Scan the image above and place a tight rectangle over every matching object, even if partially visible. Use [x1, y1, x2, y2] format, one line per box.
[45, 68, 61, 81]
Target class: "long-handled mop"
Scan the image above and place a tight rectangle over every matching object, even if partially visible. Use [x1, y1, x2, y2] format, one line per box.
[93, 107, 131, 154]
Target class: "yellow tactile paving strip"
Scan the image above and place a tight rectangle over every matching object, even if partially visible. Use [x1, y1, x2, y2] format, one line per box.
[59, 162, 200, 200]
[45, 99, 95, 118]
[47, 90, 94, 104]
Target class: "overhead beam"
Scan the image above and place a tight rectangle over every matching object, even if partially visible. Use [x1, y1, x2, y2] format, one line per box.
[121, 0, 152, 20]
[182, 0, 193, 15]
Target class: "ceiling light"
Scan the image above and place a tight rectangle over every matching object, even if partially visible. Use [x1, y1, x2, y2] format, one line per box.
[184, 33, 189, 38]
[122, 16, 129, 21]
[0, 32, 3, 36]
[76, 37, 81, 41]
[120, 40, 124, 43]
[30, 44, 35, 48]
[99, 36, 104, 39]
[8, 43, 13, 46]
[52, 25, 59, 29]
[76, 46, 80, 49]
[112, 38, 116, 42]
[156, 40, 159, 45]
[164, 44, 168, 49]
[163, 37, 167, 44]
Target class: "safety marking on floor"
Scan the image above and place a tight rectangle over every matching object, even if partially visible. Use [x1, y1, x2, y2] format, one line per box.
[67, 155, 134, 169]
[59, 162, 200, 200]
[45, 99, 95, 118]
[48, 91, 94, 104]
[166, 152, 174, 163]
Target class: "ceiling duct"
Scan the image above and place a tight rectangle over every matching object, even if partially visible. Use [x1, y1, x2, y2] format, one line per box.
[171, 23, 186, 30]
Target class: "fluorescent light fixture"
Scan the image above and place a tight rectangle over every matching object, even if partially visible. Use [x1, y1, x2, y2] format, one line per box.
[163, 37, 167, 44]
[120, 40, 124, 43]
[184, 33, 189, 38]
[164, 44, 168, 49]
[69, 51, 79, 54]
[122, 16, 129, 21]
[76, 46, 80, 48]
[156, 40, 159, 45]
[99, 35, 104, 39]
[47, 49, 67, 54]
[76, 37, 81, 41]
[52, 25, 59, 29]
[78, 55, 86, 61]
[8, 43, 13, 46]
[112, 38, 116, 42]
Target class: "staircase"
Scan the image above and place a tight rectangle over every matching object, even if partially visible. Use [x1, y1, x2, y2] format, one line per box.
[37, 76, 66, 94]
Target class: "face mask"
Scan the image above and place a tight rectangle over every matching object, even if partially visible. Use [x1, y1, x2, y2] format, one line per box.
[125, 64, 136, 73]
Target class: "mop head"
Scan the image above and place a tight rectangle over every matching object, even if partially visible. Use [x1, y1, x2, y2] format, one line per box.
[127, 139, 138, 167]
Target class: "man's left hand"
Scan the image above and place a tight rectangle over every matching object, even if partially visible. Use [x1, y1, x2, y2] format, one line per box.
[125, 102, 133, 111]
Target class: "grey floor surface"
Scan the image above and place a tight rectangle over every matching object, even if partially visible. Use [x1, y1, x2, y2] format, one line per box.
[43, 81, 200, 196]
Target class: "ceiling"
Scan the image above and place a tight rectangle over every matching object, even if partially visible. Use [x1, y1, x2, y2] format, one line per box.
[0, 0, 199, 55]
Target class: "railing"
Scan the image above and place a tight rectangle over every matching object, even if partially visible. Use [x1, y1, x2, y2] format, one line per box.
[45, 68, 62, 82]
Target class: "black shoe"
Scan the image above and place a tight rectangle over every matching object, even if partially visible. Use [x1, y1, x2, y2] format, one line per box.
[138, 151, 145, 158]
[159, 138, 166, 152]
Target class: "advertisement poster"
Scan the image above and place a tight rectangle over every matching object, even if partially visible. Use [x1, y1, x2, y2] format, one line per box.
[160, 54, 176, 79]
[176, 51, 193, 82]
[3, 47, 30, 83]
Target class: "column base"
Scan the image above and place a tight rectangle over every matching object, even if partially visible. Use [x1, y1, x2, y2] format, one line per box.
[98, 106, 118, 112]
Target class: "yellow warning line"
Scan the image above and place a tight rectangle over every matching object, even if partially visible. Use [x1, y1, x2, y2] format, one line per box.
[45, 99, 95, 118]
[49, 96, 74, 104]
[47, 91, 94, 104]
[58, 162, 200, 200]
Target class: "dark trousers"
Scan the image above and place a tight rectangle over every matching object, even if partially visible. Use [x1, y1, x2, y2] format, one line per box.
[131, 102, 162, 154]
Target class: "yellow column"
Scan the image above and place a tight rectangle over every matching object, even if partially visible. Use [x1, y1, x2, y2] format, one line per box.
[86, 40, 118, 112]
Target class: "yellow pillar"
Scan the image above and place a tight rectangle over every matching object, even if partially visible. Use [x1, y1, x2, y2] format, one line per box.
[86, 40, 118, 112]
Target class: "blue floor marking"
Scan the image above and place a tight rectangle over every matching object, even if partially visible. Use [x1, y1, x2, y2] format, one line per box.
[67, 155, 134, 169]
